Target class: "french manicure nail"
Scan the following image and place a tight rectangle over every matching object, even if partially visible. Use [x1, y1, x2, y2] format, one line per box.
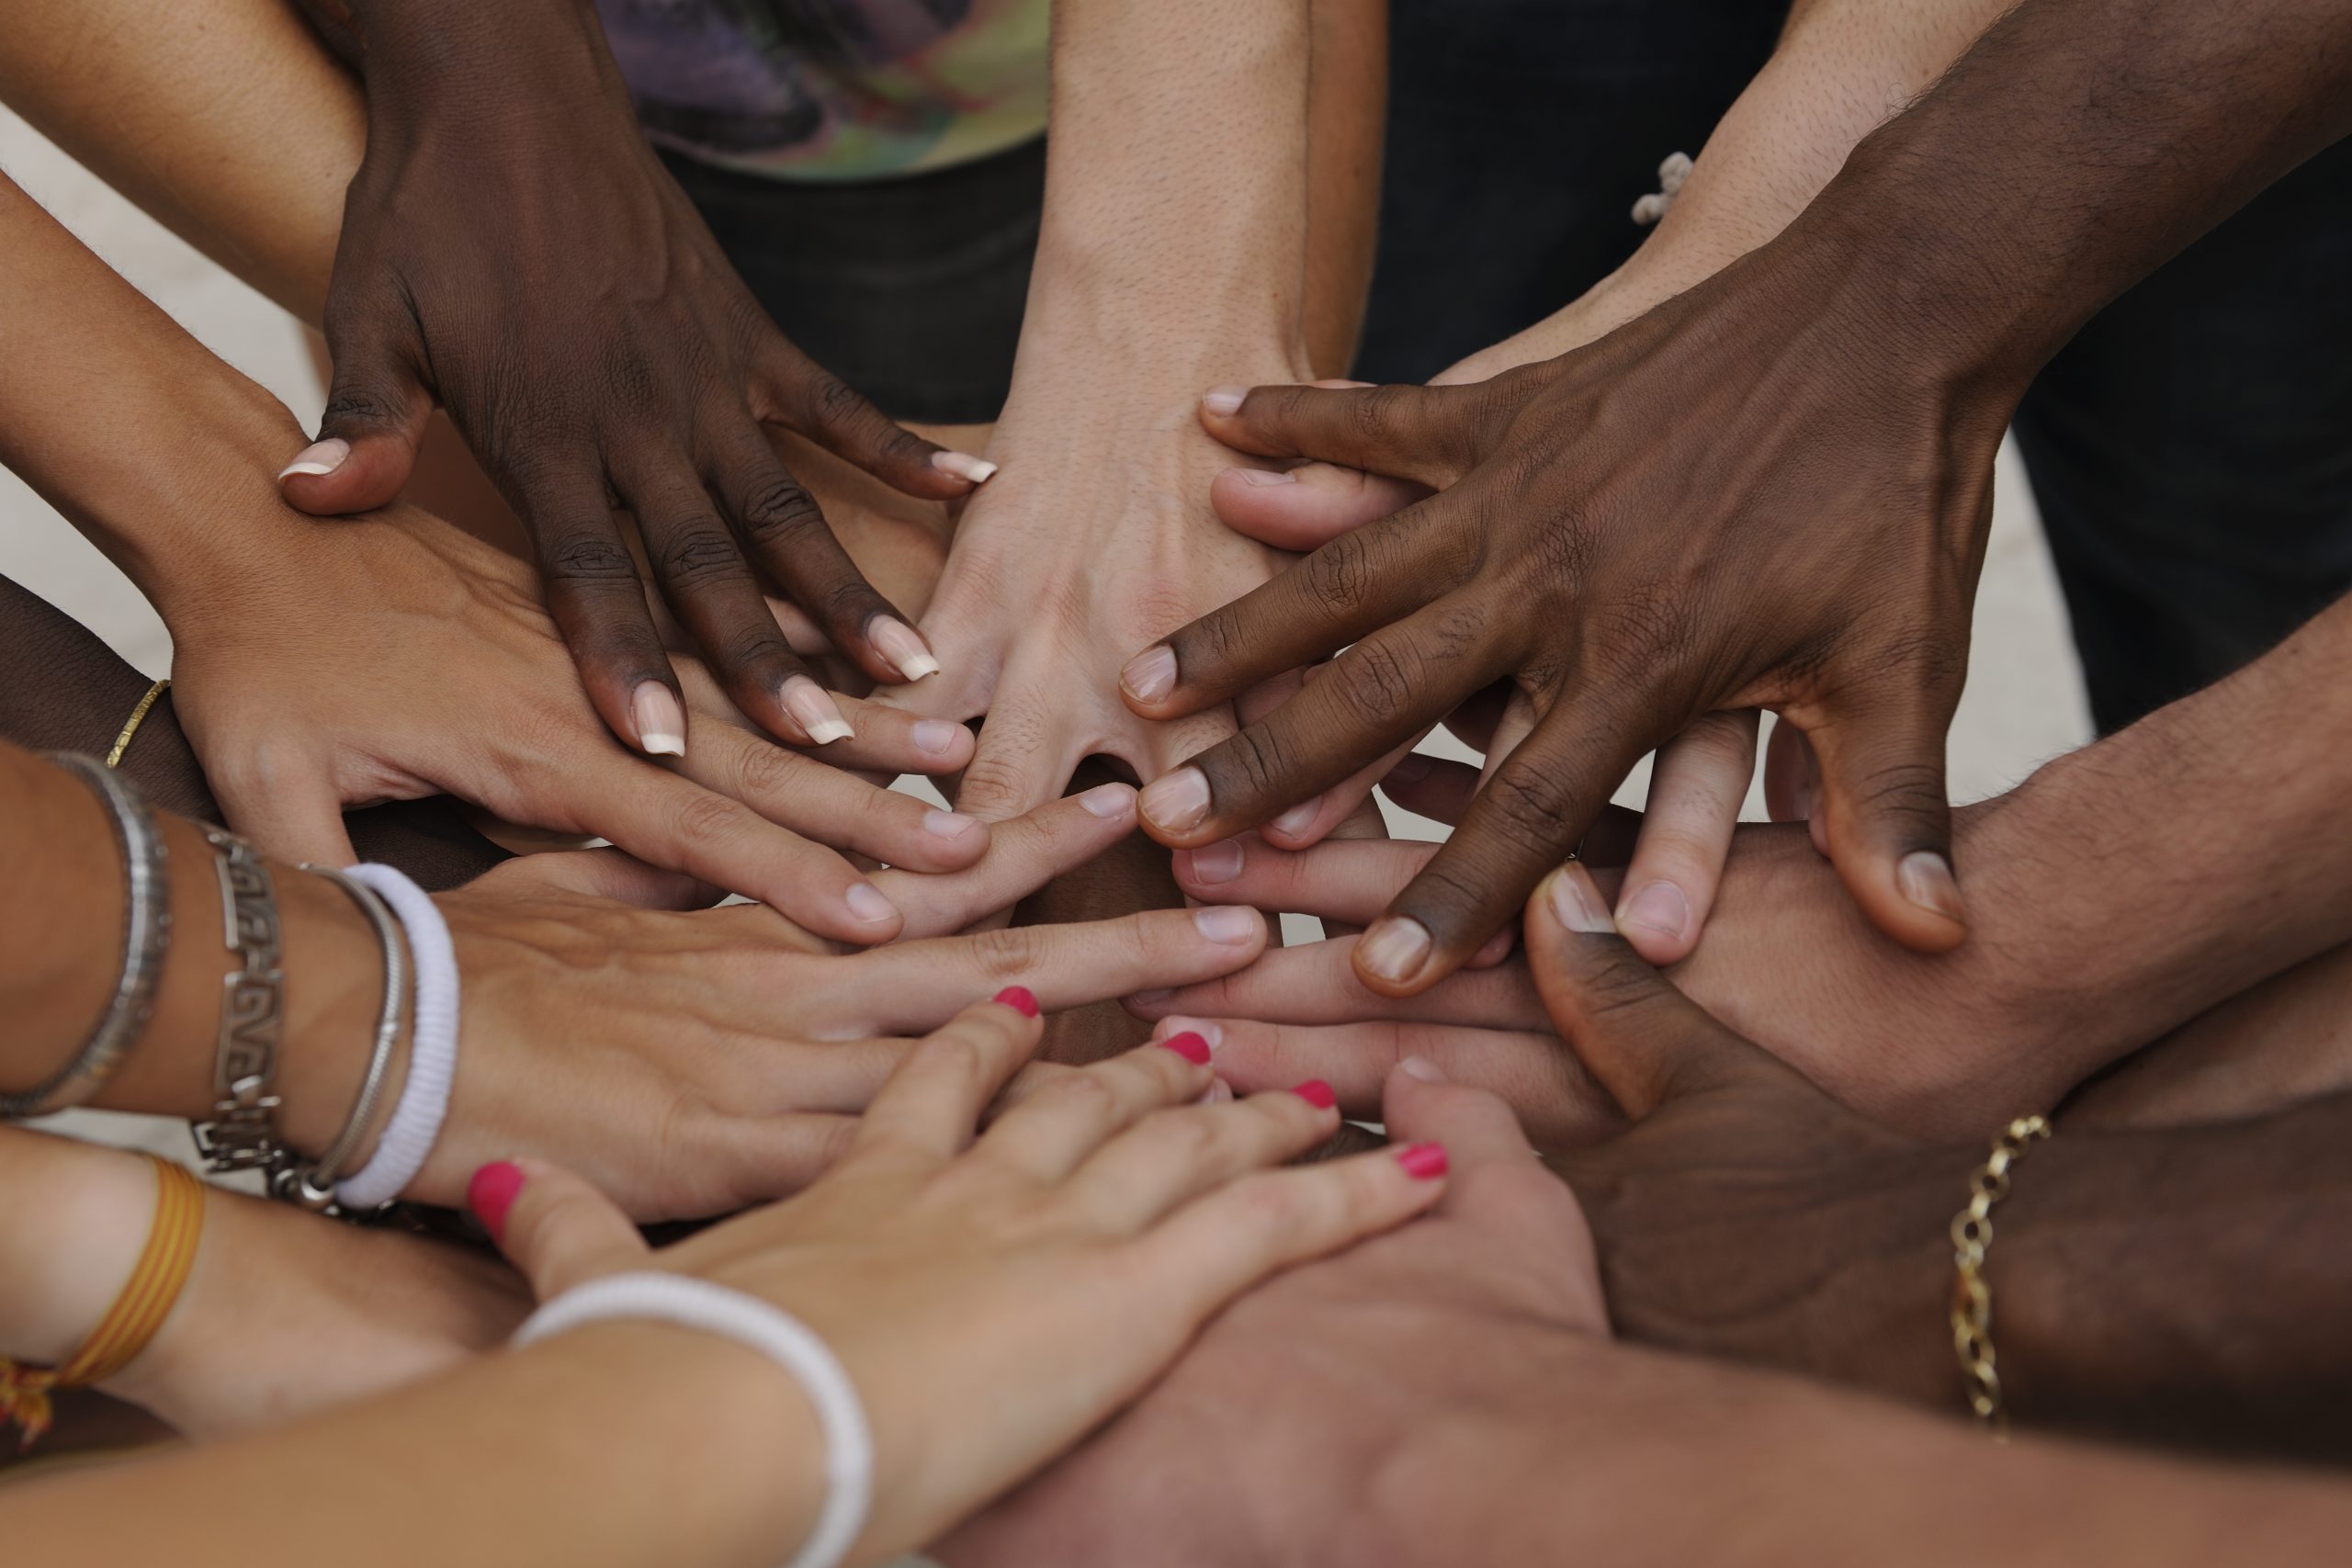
[922, 809, 980, 841]
[1139, 766, 1212, 834]
[629, 681, 685, 757]
[1203, 1079, 1235, 1105]
[1546, 867, 1615, 935]
[1396, 1143, 1449, 1180]
[932, 450, 999, 484]
[994, 985, 1039, 1018]
[1617, 881, 1689, 941]
[912, 719, 965, 757]
[277, 437, 350, 480]
[1128, 989, 1174, 1008]
[1235, 468, 1296, 487]
[1355, 917, 1432, 985]
[1202, 387, 1248, 416]
[1293, 1079, 1337, 1110]
[1078, 783, 1135, 819]
[1193, 905, 1259, 944]
[1159, 1032, 1214, 1065]
[1397, 1055, 1448, 1084]
[1267, 798, 1320, 839]
[1121, 645, 1179, 705]
[467, 1160, 526, 1243]
[1897, 851, 1965, 925]
[1179, 839, 1245, 885]
[867, 617, 941, 682]
[1157, 1018, 1224, 1049]
[782, 676, 854, 745]
[844, 882, 897, 924]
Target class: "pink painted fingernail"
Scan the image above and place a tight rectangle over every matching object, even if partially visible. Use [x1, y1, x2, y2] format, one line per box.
[932, 450, 999, 484]
[1293, 1079, 1337, 1110]
[1266, 797, 1320, 839]
[1192, 905, 1259, 944]
[1140, 766, 1212, 834]
[1235, 468, 1296, 487]
[1202, 387, 1248, 416]
[1155, 1018, 1224, 1049]
[467, 1160, 526, 1243]
[1178, 839, 1245, 885]
[867, 617, 941, 682]
[1159, 1032, 1214, 1065]
[1121, 646, 1178, 705]
[1355, 917, 1432, 985]
[912, 719, 965, 757]
[1078, 783, 1135, 819]
[922, 809, 980, 842]
[845, 882, 897, 924]
[782, 676, 854, 745]
[629, 681, 685, 757]
[1546, 867, 1615, 935]
[277, 437, 349, 480]
[1396, 1143, 1449, 1180]
[994, 986, 1039, 1018]
[1617, 881, 1689, 942]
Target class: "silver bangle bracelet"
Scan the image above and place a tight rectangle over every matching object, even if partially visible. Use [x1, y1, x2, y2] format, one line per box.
[273, 866, 408, 1213]
[2, 753, 172, 1120]
[189, 828, 287, 1173]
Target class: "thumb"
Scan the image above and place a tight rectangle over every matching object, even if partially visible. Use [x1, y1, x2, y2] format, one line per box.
[282, 299, 434, 514]
[1524, 863, 1773, 1120]
[1805, 683, 1964, 953]
[468, 1158, 650, 1302]
[1197, 379, 1495, 489]
[1208, 461, 1429, 552]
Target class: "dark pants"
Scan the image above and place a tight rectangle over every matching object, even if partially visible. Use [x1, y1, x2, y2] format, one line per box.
[672, 2, 2352, 732]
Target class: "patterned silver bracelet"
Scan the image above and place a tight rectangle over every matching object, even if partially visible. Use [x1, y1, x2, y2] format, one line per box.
[272, 865, 409, 1213]
[1, 753, 172, 1119]
[189, 828, 287, 1174]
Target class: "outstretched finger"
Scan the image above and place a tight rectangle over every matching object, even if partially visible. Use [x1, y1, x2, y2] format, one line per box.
[468, 1157, 649, 1301]
[1611, 710, 1758, 964]
[872, 782, 1139, 938]
[1208, 460, 1427, 551]
[1197, 379, 1496, 487]
[1806, 678, 1966, 953]
[853, 991, 1044, 1162]
[523, 463, 689, 760]
[758, 341, 989, 502]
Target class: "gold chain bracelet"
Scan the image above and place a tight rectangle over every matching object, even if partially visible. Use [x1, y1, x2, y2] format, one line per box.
[1950, 1113, 2050, 1436]
[104, 677, 171, 770]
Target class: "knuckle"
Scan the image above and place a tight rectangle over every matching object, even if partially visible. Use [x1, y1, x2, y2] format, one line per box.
[1142, 1107, 1222, 1166]
[654, 525, 744, 587]
[670, 787, 751, 850]
[738, 479, 826, 548]
[729, 739, 813, 801]
[808, 373, 873, 429]
[1331, 637, 1418, 728]
[911, 1031, 987, 1086]
[1220, 723, 1299, 803]
[541, 528, 640, 583]
[1306, 533, 1378, 620]
[1477, 761, 1577, 856]
[1037, 1068, 1120, 1122]
[964, 923, 1048, 984]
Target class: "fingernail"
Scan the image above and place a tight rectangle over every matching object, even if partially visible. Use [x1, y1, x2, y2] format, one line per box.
[1159, 1032, 1214, 1065]
[1397, 1055, 1448, 1084]
[1897, 851, 1965, 925]
[1617, 881, 1689, 941]
[1396, 1142, 1449, 1180]
[1193, 905, 1259, 944]
[1204, 1079, 1236, 1106]
[1121, 645, 1179, 705]
[1355, 917, 1432, 985]
[1235, 468, 1296, 487]
[277, 437, 350, 480]
[466, 1160, 526, 1243]
[913, 719, 965, 757]
[1078, 782, 1135, 819]
[782, 676, 854, 745]
[1385, 750, 1434, 784]
[1202, 387, 1248, 416]
[922, 809, 980, 842]
[994, 985, 1039, 1018]
[1545, 867, 1615, 935]
[932, 450, 999, 485]
[1178, 839, 1245, 886]
[1156, 1017, 1225, 1049]
[1293, 1079, 1337, 1109]
[844, 882, 898, 924]
[867, 617, 941, 682]
[630, 681, 685, 757]
[1267, 797, 1321, 839]
[1139, 766, 1212, 834]
[1128, 989, 1173, 1008]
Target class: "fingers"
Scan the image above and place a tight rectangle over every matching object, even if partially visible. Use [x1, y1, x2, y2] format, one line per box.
[1171, 834, 1434, 925]
[834, 906, 1269, 1036]
[1804, 685, 1966, 953]
[524, 466, 687, 759]
[976, 1038, 1219, 1183]
[1525, 863, 1776, 1119]
[1359, 693, 1647, 995]
[951, 690, 1082, 824]
[1207, 461, 1426, 551]
[680, 721, 985, 874]
[471, 847, 719, 909]
[284, 302, 434, 514]
[1125, 935, 1549, 1033]
[853, 992, 1045, 1162]
[758, 343, 983, 502]
[871, 783, 1138, 938]
[1611, 710, 1758, 964]
[209, 751, 359, 869]
[1069, 1079, 1346, 1230]
[1196, 379, 1494, 487]
[469, 1158, 648, 1301]
[1377, 750, 1481, 826]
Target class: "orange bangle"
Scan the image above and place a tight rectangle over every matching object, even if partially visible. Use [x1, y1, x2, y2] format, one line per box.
[1, 1155, 206, 1450]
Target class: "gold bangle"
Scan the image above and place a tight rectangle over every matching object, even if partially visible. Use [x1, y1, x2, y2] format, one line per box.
[104, 678, 171, 771]
[0, 1155, 207, 1451]
[1951, 1113, 2050, 1436]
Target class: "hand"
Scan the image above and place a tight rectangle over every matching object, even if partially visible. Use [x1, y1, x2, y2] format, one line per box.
[1124, 223, 2014, 992]
[478, 996, 1450, 1564]
[279, 0, 993, 750]
[168, 502, 986, 943]
[940, 1059, 1600, 1567]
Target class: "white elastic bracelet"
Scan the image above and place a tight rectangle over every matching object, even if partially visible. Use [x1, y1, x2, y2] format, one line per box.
[334, 863, 459, 1210]
[514, 1273, 872, 1568]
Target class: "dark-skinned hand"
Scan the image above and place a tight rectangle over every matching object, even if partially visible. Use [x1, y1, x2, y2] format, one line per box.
[280, 0, 994, 756]
[1122, 224, 2014, 995]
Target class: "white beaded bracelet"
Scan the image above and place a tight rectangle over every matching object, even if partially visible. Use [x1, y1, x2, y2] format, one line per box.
[514, 1273, 873, 1568]
[334, 863, 459, 1211]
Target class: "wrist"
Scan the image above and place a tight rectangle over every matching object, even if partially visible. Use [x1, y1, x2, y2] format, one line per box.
[0, 1132, 158, 1368]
